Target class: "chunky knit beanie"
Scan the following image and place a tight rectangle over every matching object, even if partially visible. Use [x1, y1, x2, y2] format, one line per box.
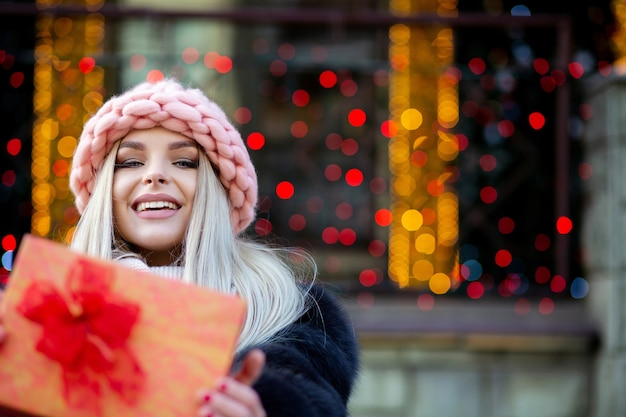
[69, 78, 258, 234]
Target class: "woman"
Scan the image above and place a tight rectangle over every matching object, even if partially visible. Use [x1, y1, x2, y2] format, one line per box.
[0, 78, 359, 417]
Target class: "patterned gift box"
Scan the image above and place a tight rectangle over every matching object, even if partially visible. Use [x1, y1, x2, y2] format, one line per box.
[0, 234, 245, 417]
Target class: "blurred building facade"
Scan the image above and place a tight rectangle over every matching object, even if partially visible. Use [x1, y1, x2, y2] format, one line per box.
[0, 0, 623, 416]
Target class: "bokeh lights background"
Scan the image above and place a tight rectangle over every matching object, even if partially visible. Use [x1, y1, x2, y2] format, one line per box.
[0, 0, 621, 313]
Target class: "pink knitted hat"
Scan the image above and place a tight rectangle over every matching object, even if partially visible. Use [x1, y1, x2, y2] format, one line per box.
[69, 78, 258, 234]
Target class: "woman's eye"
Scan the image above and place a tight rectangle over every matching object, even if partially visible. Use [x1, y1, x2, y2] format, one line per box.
[175, 160, 199, 168]
[114, 160, 143, 169]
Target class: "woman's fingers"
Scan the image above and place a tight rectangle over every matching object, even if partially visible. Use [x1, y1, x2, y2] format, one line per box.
[195, 350, 267, 417]
[198, 379, 266, 417]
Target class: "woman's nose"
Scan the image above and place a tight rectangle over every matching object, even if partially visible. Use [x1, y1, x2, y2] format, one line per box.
[142, 164, 169, 185]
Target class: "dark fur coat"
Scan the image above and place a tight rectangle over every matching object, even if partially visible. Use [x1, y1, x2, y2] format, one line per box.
[235, 284, 360, 417]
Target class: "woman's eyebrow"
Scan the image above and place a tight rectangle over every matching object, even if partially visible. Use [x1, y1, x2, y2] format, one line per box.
[119, 141, 144, 150]
[169, 140, 198, 151]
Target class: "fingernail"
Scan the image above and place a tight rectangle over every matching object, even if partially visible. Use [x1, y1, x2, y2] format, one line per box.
[218, 382, 227, 392]
[202, 394, 211, 403]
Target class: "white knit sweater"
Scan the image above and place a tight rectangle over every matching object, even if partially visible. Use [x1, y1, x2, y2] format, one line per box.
[116, 256, 183, 280]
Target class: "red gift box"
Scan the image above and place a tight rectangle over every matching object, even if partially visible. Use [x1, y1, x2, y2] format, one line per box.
[0, 234, 246, 417]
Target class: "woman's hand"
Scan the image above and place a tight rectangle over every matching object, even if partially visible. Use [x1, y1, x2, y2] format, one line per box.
[197, 349, 266, 417]
[0, 291, 6, 345]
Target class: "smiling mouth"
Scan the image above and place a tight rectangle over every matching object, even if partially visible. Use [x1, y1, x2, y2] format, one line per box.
[135, 201, 180, 212]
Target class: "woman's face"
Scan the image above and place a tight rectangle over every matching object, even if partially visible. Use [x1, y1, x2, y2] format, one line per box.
[112, 127, 199, 265]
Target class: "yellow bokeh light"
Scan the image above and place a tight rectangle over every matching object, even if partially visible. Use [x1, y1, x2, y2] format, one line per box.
[401, 108, 423, 130]
[83, 91, 103, 113]
[392, 175, 417, 196]
[401, 209, 424, 231]
[57, 136, 77, 158]
[412, 259, 434, 281]
[388, 0, 458, 292]
[429, 273, 451, 294]
[32, 213, 51, 237]
[415, 233, 436, 254]
[53, 17, 73, 38]
[32, 157, 50, 180]
[33, 183, 54, 207]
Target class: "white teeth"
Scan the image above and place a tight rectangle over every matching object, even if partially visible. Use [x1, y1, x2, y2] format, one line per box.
[136, 201, 179, 211]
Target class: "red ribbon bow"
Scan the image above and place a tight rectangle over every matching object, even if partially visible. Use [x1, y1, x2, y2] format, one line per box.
[17, 258, 145, 415]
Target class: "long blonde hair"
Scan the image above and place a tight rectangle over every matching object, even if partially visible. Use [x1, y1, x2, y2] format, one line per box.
[70, 141, 314, 351]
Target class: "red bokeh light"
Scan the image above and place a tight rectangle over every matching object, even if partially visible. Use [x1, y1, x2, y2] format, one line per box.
[417, 293, 435, 311]
[495, 249, 512, 267]
[246, 132, 265, 150]
[10, 72, 24, 88]
[568, 62, 584, 79]
[324, 164, 342, 182]
[467, 281, 484, 299]
[234, 107, 252, 124]
[345, 169, 364, 186]
[255, 219, 272, 236]
[182, 47, 199, 64]
[498, 217, 515, 234]
[456, 134, 469, 151]
[427, 179, 445, 197]
[204, 52, 219, 68]
[348, 109, 366, 127]
[146, 70, 164, 83]
[598, 60, 612, 77]
[278, 43, 296, 60]
[359, 269, 377, 287]
[380, 120, 398, 138]
[540, 76, 556, 92]
[215, 56, 233, 74]
[52, 160, 69, 177]
[322, 227, 340, 244]
[552, 69, 566, 86]
[556, 216, 573, 234]
[480, 186, 498, 204]
[533, 58, 550, 75]
[529, 112, 546, 130]
[538, 298, 555, 315]
[319, 70, 337, 88]
[550, 275, 567, 293]
[288, 214, 306, 231]
[479, 154, 497, 172]
[290, 121, 308, 138]
[130, 54, 147, 71]
[468, 57, 486, 75]
[339, 228, 357, 246]
[276, 181, 295, 199]
[375, 209, 392, 227]
[292, 89, 310, 107]
[497, 120, 515, 137]
[535, 234, 551, 251]
[269, 59, 287, 77]
[2, 234, 16, 251]
[340, 79, 358, 97]
[325, 133, 342, 150]
[411, 150, 428, 168]
[335, 202, 353, 220]
[535, 266, 551, 284]
[341, 138, 359, 156]
[421, 207, 436, 225]
[78, 57, 95, 74]
[368, 240, 386, 257]
[7, 138, 21, 156]
[2, 169, 17, 187]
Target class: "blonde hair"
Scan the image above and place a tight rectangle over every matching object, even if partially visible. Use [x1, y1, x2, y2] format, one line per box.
[71, 143, 314, 351]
